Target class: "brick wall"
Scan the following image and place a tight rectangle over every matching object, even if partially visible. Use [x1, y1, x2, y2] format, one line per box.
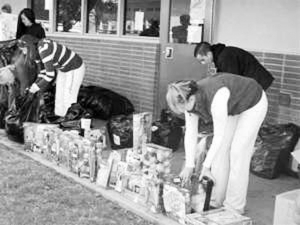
[47, 36, 300, 125]
[252, 51, 300, 126]
[49, 36, 160, 117]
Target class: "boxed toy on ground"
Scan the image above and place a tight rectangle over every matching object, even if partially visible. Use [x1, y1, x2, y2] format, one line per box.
[273, 189, 300, 225]
[23, 122, 60, 153]
[163, 180, 192, 224]
[185, 208, 253, 225]
[133, 112, 152, 153]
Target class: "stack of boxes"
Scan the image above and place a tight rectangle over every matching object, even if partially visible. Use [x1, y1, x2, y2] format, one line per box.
[22, 112, 253, 225]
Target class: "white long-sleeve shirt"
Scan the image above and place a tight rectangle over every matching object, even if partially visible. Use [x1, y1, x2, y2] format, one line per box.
[185, 87, 230, 168]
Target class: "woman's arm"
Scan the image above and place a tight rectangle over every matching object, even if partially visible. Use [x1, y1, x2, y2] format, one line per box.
[184, 110, 200, 168]
[203, 87, 230, 169]
[180, 110, 199, 183]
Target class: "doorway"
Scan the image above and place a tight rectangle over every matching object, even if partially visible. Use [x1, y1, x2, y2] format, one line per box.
[157, 0, 215, 116]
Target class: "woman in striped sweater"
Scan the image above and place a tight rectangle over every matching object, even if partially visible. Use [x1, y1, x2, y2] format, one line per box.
[18, 34, 85, 117]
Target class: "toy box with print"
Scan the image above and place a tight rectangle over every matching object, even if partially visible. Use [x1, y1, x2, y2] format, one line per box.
[273, 189, 300, 225]
[185, 208, 253, 225]
[23, 122, 60, 153]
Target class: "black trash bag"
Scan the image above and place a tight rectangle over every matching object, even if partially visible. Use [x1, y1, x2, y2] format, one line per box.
[151, 109, 185, 151]
[0, 85, 9, 128]
[5, 92, 40, 143]
[250, 123, 300, 179]
[63, 103, 92, 121]
[39, 86, 58, 123]
[107, 114, 133, 150]
[0, 39, 18, 68]
[78, 86, 134, 120]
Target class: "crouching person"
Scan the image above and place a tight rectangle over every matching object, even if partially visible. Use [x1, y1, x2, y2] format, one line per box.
[166, 73, 268, 214]
[18, 34, 85, 117]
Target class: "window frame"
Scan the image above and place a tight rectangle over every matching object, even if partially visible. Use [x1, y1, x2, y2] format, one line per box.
[31, 0, 161, 42]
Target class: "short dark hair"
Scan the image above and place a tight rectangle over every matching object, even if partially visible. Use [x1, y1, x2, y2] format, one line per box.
[1, 4, 12, 13]
[194, 42, 212, 57]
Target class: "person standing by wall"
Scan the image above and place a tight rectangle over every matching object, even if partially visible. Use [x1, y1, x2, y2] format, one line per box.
[166, 73, 268, 214]
[17, 34, 85, 117]
[194, 42, 274, 90]
[16, 8, 45, 40]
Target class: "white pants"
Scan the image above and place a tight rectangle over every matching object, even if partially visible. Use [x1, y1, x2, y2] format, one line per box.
[196, 91, 268, 214]
[55, 63, 85, 117]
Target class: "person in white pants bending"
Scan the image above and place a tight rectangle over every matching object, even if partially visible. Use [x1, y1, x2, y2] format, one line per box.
[166, 73, 268, 214]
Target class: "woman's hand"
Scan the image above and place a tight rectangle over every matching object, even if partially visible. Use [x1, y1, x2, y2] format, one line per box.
[28, 83, 40, 93]
[179, 166, 194, 186]
[199, 166, 216, 184]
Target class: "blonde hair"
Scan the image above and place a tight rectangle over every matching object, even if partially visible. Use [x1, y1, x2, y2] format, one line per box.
[166, 80, 196, 114]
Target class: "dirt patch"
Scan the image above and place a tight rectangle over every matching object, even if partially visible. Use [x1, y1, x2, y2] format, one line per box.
[0, 144, 155, 225]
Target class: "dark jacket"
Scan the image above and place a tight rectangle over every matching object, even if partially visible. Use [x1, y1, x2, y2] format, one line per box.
[189, 73, 263, 124]
[17, 23, 46, 39]
[211, 43, 274, 90]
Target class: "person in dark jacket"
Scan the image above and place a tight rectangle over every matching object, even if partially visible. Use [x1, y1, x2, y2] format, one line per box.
[16, 8, 46, 39]
[194, 42, 274, 90]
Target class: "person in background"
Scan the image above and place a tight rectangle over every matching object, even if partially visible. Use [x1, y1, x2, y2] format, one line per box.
[1, 4, 12, 13]
[17, 34, 85, 117]
[166, 73, 268, 214]
[139, 19, 159, 37]
[16, 8, 45, 40]
[194, 42, 274, 90]
[172, 14, 190, 43]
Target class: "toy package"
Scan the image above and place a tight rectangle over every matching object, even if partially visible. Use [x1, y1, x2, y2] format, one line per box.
[114, 161, 129, 192]
[96, 156, 113, 188]
[133, 112, 152, 153]
[84, 127, 107, 149]
[163, 181, 192, 224]
[108, 151, 123, 187]
[23, 122, 60, 152]
[185, 208, 253, 225]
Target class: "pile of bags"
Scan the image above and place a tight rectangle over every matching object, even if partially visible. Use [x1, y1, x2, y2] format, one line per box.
[250, 123, 300, 179]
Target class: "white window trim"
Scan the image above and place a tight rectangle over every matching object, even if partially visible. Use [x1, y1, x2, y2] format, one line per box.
[38, 0, 161, 43]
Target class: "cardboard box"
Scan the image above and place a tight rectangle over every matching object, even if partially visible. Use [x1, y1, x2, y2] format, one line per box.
[273, 189, 300, 225]
[185, 208, 252, 225]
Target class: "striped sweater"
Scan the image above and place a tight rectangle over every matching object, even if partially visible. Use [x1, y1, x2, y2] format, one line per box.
[34, 39, 83, 91]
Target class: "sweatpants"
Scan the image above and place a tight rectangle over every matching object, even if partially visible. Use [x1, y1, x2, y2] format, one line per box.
[55, 63, 85, 117]
[196, 91, 268, 214]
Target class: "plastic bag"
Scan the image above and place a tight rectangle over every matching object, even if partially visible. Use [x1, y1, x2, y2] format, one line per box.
[106, 114, 133, 150]
[5, 92, 40, 143]
[250, 123, 300, 179]
[151, 109, 185, 151]
[78, 85, 134, 120]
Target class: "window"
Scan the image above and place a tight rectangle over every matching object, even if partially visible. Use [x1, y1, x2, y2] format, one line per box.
[124, 0, 160, 37]
[31, 0, 50, 32]
[87, 0, 118, 34]
[169, 0, 205, 44]
[56, 0, 82, 33]
[32, 0, 162, 38]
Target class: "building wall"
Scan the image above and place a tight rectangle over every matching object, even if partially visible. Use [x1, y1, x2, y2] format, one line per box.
[49, 36, 160, 116]
[253, 51, 300, 125]
[0, 0, 27, 15]
[213, 0, 300, 126]
[213, 0, 300, 54]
